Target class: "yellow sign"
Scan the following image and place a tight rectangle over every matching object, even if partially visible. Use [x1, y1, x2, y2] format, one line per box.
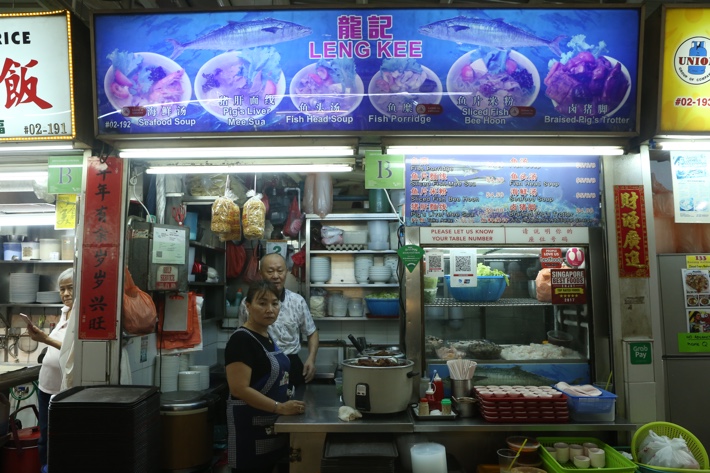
[686, 254, 710, 269]
[661, 8, 710, 132]
[55, 194, 76, 229]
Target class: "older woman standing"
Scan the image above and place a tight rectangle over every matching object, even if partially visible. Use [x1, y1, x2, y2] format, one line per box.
[225, 280, 305, 473]
[25, 267, 74, 470]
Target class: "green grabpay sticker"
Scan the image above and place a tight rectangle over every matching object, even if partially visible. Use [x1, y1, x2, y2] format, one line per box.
[397, 245, 425, 273]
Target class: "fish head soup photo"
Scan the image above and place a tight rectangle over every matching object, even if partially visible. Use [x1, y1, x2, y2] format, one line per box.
[289, 58, 364, 118]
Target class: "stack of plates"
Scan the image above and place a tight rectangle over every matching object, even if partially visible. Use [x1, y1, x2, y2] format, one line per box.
[354, 255, 374, 284]
[36, 291, 61, 304]
[368, 265, 392, 283]
[311, 257, 331, 283]
[177, 371, 201, 391]
[384, 255, 399, 283]
[9, 273, 40, 303]
[179, 353, 192, 372]
[154, 354, 180, 393]
[189, 365, 211, 390]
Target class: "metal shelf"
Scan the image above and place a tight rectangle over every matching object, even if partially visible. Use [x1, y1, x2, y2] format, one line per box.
[0, 303, 64, 308]
[425, 297, 554, 308]
[309, 283, 399, 288]
[310, 250, 397, 255]
[0, 260, 73, 264]
[313, 316, 397, 321]
[305, 213, 399, 221]
[189, 240, 226, 252]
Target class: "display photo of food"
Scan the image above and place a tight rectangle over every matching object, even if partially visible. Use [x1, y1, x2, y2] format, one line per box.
[368, 58, 442, 117]
[446, 49, 540, 112]
[289, 58, 364, 116]
[544, 35, 631, 118]
[688, 310, 710, 333]
[684, 270, 710, 294]
[103, 50, 192, 117]
[194, 47, 286, 122]
[688, 295, 699, 306]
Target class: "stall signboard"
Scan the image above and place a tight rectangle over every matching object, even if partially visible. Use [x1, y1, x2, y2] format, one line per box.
[404, 154, 601, 226]
[92, 8, 640, 137]
[79, 156, 123, 340]
[0, 11, 74, 141]
[614, 185, 650, 278]
[659, 7, 710, 133]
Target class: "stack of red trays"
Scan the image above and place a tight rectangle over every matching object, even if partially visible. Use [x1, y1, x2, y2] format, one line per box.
[473, 385, 570, 423]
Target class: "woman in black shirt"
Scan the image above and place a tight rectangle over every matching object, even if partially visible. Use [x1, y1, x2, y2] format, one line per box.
[225, 281, 306, 473]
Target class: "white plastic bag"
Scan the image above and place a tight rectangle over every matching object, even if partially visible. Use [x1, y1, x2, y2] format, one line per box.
[314, 173, 333, 219]
[303, 174, 316, 215]
[639, 430, 700, 469]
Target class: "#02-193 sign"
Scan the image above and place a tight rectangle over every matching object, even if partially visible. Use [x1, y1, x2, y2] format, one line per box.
[79, 157, 123, 340]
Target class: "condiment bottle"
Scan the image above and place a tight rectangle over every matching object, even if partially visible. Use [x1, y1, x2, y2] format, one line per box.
[426, 385, 439, 411]
[432, 371, 444, 409]
[418, 397, 430, 416]
[441, 398, 452, 415]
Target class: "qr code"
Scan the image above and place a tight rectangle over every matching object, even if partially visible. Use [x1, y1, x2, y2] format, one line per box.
[454, 255, 472, 272]
[428, 255, 442, 270]
[156, 251, 162, 257]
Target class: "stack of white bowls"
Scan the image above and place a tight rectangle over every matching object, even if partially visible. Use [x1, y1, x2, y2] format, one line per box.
[354, 255, 374, 283]
[178, 370, 201, 391]
[154, 354, 180, 392]
[189, 365, 211, 390]
[368, 221, 390, 250]
[310, 257, 331, 283]
[368, 264, 392, 283]
[384, 255, 399, 283]
[331, 293, 348, 317]
[9, 273, 40, 303]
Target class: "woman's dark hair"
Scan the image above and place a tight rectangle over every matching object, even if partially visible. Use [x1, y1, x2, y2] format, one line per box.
[245, 280, 280, 304]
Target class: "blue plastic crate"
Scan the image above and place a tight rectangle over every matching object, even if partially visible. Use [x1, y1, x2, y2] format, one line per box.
[555, 386, 617, 421]
[444, 275, 507, 302]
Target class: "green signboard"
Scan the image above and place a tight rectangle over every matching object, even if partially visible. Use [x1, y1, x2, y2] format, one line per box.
[678, 333, 710, 353]
[365, 151, 405, 190]
[628, 341, 652, 364]
[397, 244, 425, 273]
[48, 155, 83, 194]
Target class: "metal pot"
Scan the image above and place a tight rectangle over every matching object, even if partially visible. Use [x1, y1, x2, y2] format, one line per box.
[341, 357, 418, 414]
[362, 346, 405, 359]
[4, 235, 25, 242]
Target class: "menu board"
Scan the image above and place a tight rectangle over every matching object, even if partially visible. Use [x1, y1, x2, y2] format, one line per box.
[683, 269, 710, 332]
[92, 8, 640, 137]
[670, 151, 710, 223]
[404, 154, 601, 226]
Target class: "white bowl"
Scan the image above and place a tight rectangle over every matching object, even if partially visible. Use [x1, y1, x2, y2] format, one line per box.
[104, 52, 192, 119]
[194, 51, 286, 122]
[446, 49, 540, 113]
[289, 62, 364, 117]
[368, 64, 442, 116]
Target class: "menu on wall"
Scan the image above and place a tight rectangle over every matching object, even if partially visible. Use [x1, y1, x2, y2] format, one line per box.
[92, 8, 640, 137]
[403, 154, 601, 226]
[0, 11, 74, 141]
[670, 151, 710, 223]
[683, 269, 710, 332]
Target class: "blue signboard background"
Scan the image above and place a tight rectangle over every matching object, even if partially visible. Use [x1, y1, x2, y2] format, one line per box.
[404, 155, 601, 226]
[93, 8, 639, 136]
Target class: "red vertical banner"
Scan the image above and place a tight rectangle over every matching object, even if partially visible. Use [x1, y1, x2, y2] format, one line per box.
[79, 157, 123, 340]
[614, 185, 650, 278]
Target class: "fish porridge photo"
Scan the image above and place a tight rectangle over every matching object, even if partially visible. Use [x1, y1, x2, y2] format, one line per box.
[368, 58, 442, 117]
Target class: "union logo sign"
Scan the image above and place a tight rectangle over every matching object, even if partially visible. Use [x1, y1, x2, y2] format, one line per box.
[674, 36, 710, 85]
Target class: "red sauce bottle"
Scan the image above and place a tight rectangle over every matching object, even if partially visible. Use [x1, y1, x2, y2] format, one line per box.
[432, 371, 444, 410]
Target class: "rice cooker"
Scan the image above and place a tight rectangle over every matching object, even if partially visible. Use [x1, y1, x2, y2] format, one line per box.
[341, 357, 418, 414]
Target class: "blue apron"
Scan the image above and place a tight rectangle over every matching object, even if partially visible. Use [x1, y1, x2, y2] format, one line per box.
[227, 328, 291, 470]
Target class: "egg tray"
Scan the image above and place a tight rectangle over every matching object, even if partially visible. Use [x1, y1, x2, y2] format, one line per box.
[475, 388, 570, 423]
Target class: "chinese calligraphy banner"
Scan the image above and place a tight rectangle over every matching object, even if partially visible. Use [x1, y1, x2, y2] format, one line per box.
[614, 185, 650, 278]
[404, 154, 601, 226]
[0, 11, 74, 141]
[92, 8, 640, 137]
[79, 156, 123, 340]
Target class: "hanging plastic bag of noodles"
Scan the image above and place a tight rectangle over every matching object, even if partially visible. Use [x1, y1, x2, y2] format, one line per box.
[211, 176, 241, 240]
[242, 190, 266, 240]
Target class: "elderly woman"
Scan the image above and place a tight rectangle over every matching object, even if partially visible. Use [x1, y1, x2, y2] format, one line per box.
[225, 280, 305, 473]
[26, 267, 74, 470]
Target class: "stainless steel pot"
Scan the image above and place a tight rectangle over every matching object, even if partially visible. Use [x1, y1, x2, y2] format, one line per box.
[341, 357, 417, 414]
[362, 346, 405, 358]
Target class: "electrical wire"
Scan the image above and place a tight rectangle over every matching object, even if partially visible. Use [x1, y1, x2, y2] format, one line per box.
[384, 189, 405, 226]
[130, 172, 155, 223]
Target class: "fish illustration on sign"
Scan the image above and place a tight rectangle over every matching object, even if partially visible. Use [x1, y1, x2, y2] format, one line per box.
[419, 16, 564, 56]
[471, 365, 557, 386]
[167, 18, 313, 59]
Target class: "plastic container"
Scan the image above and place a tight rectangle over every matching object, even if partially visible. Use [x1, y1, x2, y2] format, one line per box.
[3, 242, 22, 261]
[364, 298, 399, 317]
[555, 386, 617, 422]
[445, 275, 508, 302]
[20, 241, 39, 260]
[368, 189, 388, 213]
[537, 437, 637, 473]
[61, 236, 74, 260]
[39, 238, 60, 260]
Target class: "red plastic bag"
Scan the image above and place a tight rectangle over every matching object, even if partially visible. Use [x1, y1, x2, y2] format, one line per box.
[226, 242, 247, 279]
[122, 267, 157, 335]
[244, 245, 262, 283]
[291, 245, 306, 282]
[283, 195, 303, 238]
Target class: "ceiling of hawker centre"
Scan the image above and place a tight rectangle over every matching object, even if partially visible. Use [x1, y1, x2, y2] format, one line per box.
[0, 0, 688, 27]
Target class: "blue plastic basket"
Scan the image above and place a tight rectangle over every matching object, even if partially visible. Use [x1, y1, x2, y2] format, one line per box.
[444, 275, 508, 302]
[554, 386, 617, 422]
[364, 298, 399, 317]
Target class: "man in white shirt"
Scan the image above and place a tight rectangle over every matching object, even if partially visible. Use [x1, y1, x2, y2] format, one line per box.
[238, 253, 318, 387]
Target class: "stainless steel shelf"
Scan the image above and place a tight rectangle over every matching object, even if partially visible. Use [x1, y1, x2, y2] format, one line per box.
[309, 283, 399, 288]
[426, 297, 554, 307]
[305, 213, 399, 221]
[0, 303, 64, 308]
[310, 250, 397, 255]
[313, 316, 397, 321]
[0, 260, 73, 264]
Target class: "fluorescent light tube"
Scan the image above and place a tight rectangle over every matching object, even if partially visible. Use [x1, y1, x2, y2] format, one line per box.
[657, 141, 710, 151]
[386, 145, 624, 156]
[0, 213, 55, 226]
[0, 144, 73, 153]
[146, 164, 353, 175]
[0, 171, 48, 181]
[120, 146, 356, 159]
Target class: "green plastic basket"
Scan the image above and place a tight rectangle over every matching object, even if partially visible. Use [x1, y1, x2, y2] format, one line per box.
[538, 437, 637, 473]
[631, 421, 710, 473]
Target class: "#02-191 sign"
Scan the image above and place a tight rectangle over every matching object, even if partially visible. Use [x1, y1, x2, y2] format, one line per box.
[614, 185, 649, 278]
[79, 156, 123, 340]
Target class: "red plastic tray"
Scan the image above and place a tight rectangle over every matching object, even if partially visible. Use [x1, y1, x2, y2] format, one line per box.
[474, 387, 570, 423]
